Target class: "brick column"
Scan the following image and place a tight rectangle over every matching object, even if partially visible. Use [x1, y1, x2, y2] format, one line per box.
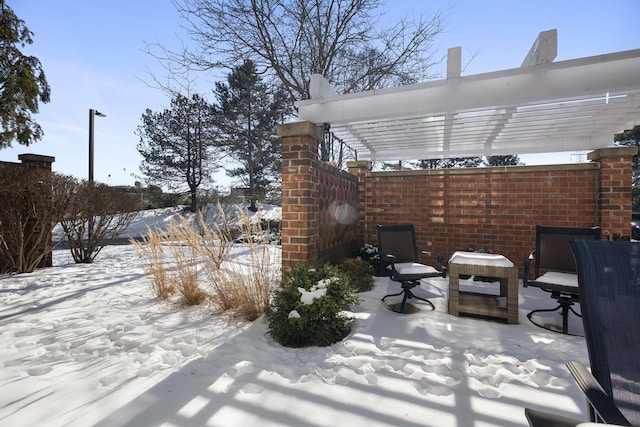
[19, 153, 55, 171]
[277, 121, 323, 270]
[588, 146, 637, 239]
[20, 154, 55, 267]
[347, 160, 371, 246]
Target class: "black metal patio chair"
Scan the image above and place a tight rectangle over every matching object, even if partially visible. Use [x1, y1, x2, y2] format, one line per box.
[523, 225, 601, 335]
[524, 239, 640, 427]
[376, 224, 446, 313]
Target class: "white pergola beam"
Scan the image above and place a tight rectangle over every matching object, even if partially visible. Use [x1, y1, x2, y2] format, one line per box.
[521, 29, 558, 67]
[297, 49, 640, 124]
[296, 42, 640, 161]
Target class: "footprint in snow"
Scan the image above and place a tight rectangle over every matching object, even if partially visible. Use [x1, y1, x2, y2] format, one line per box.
[27, 366, 52, 376]
[241, 383, 264, 394]
[414, 382, 453, 397]
[476, 386, 501, 399]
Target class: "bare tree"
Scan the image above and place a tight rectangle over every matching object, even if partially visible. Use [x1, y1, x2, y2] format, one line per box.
[155, 0, 444, 102]
[60, 181, 141, 264]
[0, 169, 73, 273]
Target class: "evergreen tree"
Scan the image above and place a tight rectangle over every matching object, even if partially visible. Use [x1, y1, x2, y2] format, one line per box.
[413, 157, 483, 169]
[0, 1, 50, 148]
[615, 125, 640, 210]
[214, 59, 291, 211]
[485, 155, 521, 166]
[136, 93, 218, 212]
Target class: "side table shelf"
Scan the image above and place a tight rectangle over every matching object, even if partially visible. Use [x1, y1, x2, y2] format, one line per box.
[448, 252, 519, 324]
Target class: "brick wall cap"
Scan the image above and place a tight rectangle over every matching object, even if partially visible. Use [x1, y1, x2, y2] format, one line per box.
[371, 162, 595, 177]
[277, 121, 323, 141]
[18, 153, 56, 163]
[587, 146, 637, 161]
[347, 161, 372, 170]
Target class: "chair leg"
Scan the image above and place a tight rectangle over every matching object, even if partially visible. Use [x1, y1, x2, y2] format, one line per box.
[527, 298, 581, 335]
[381, 280, 435, 313]
[381, 290, 404, 302]
[405, 288, 435, 310]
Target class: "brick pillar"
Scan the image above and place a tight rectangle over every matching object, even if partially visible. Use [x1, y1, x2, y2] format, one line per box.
[19, 153, 55, 171]
[347, 160, 371, 246]
[277, 121, 323, 270]
[588, 146, 637, 240]
[20, 154, 55, 267]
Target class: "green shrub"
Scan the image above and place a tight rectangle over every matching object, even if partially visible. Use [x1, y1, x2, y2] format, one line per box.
[268, 263, 360, 347]
[358, 243, 381, 275]
[339, 258, 374, 292]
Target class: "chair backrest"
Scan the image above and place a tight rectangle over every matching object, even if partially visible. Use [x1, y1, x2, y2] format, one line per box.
[377, 224, 418, 264]
[570, 239, 640, 425]
[534, 225, 601, 277]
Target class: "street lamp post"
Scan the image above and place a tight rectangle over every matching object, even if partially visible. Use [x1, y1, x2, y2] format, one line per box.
[88, 108, 106, 182]
[87, 109, 106, 255]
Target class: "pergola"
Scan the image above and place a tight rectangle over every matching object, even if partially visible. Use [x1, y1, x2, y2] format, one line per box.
[296, 30, 640, 162]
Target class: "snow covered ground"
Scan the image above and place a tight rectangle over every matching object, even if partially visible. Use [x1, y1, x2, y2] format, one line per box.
[1, 206, 592, 426]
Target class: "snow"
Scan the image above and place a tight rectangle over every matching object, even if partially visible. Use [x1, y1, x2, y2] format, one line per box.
[1, 206, 592, 427]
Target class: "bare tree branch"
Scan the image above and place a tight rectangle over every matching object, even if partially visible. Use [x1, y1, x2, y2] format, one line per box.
[159, 0, 444, 103]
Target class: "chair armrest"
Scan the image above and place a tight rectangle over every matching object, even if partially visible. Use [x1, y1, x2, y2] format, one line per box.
[522, 249, 535, 287]
[421, 250, 447, 278]
[566, 362, 632, 427]
[384, 254, 397, 275]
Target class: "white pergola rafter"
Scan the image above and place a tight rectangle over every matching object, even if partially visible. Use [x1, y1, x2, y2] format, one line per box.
[295, 30, 640, 162]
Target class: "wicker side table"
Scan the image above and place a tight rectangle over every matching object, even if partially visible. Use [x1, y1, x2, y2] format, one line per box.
[448, 252, 519, 324]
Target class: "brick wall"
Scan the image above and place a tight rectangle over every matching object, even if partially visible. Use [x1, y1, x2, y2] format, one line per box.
[278, 122, 359, 269]
[280, 121, 635, 275]
[350, 147, 635, 276]
[589, 147, 636, 239]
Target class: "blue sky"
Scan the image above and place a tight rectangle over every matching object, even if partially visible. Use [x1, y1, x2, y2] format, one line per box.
[2, 0, 639, 188]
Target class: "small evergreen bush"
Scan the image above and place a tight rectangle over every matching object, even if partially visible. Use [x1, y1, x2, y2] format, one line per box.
[268, 263, 360, 347]
[358, 243, 380, 274]
[339, 258, 374, 292]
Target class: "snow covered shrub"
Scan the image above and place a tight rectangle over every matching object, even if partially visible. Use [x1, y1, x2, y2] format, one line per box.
[358, 243, 380, 274]
[268, 263, 360, 347]
[339, 258, 374, 292]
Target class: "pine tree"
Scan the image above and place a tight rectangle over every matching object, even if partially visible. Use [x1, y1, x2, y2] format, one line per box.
[615, 125, 640, 210]
[0, 1, 50, 148]
[214, 59, 291, 211]
[136, 93, 218, 212]
[485, 155, 521, 166]
[413, 157, 484, 169]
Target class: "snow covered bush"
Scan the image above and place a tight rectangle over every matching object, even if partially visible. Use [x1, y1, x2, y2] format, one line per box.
[268, 263, 360, 347]
[358, 243, 380, 274]
[339, 258, 374, 292]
